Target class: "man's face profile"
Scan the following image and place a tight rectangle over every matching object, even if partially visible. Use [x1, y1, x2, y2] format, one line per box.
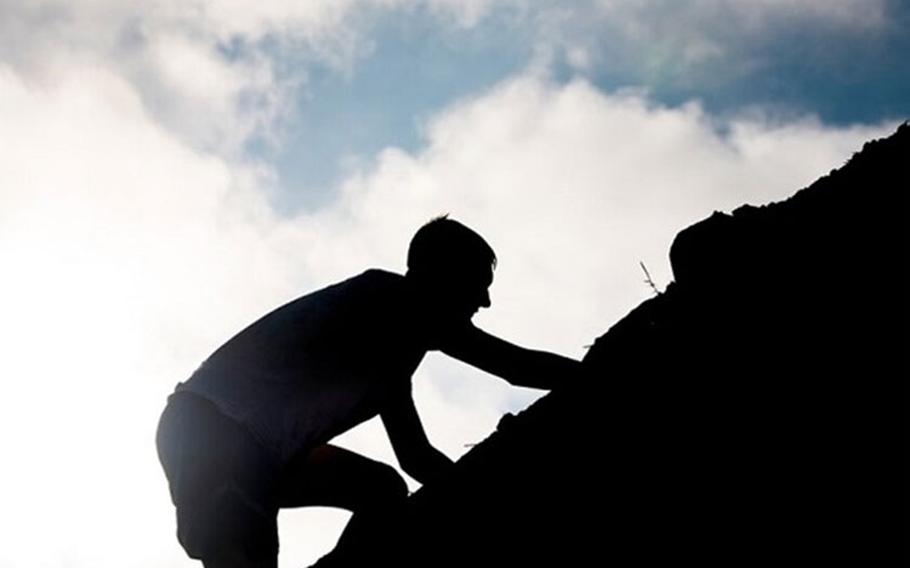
[423, 264, 493, 324]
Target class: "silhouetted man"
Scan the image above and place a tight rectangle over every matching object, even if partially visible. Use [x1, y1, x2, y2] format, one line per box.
[156, 216, 581, 568]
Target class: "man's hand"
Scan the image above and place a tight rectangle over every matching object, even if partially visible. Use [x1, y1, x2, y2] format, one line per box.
[380, 389, 454, 486]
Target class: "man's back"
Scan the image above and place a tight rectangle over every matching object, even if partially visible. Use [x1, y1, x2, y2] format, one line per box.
[178, 269, 427, 463]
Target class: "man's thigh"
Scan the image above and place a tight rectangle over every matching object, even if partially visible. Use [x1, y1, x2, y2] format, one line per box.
[277, 444, 407, 511]
[156, 391, 280, 564]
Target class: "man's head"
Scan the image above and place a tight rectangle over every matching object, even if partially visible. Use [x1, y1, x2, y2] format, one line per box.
[406, 215, 496, 322]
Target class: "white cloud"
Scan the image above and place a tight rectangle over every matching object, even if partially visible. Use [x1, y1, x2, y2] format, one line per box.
[299, 73, 894, 355]
[0, 0, 515, 157]
[724, 0, 888, 30]
[0, 52, 517, 567]
[424, 0, 507, 26]
[543, 0, 893, 93]
[0, 61, 295, 567]
[595, 0, 888, 30]
[0, 54, 894, 566]
[0, 1, 292, 155]
[0, 2, 898, 567]
[5, 0, 889, 167]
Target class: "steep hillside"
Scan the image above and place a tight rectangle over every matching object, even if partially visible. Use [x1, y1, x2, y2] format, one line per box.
[318, 123, 908, 567]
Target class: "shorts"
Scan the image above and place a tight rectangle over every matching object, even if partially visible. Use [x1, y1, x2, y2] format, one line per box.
[156, 389, 281, 562]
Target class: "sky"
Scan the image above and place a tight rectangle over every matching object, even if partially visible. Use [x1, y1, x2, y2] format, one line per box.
[0, 1, 906, 566]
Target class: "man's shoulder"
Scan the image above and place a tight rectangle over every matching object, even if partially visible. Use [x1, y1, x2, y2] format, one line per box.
[294, 268, 403, 302]
[358, 268, 404, 284]
[316, 268, 409, 314]
[245, 269, 403, 328]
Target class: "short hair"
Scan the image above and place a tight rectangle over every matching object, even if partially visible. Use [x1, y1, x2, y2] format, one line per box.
[407, 215, 497, 278]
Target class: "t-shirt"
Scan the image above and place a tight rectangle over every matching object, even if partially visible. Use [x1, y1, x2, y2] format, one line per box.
[177, 269, 427, 464]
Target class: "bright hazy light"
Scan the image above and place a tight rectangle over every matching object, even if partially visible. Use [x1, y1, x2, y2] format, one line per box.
[0, 4, 896, 566]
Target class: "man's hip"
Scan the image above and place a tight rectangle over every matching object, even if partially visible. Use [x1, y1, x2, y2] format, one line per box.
[155, 389, 281, 562]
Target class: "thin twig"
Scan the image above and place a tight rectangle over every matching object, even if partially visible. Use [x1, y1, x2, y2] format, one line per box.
[639, 261, 660, 296]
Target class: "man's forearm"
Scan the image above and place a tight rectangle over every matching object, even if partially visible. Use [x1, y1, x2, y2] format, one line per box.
[507, 349, 582, 390]
[441, 325, 582, 390]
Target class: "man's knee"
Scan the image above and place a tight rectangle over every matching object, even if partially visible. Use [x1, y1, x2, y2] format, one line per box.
[363, 463, 408, 507]
[383, 465, 409, 500]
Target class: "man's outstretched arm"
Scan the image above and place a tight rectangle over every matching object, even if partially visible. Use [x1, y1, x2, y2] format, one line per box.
[380, 389, 453, 487]
[440, 324, 581, 390]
